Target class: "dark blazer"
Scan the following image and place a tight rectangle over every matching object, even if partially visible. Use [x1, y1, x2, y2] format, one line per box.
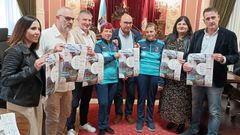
[0, 42, 45, 107]
[112, 28, 142, 49]
[186, 27, 239, 87]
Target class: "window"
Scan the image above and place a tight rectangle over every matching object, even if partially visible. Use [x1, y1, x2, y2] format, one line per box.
[0, 0, 22, 35]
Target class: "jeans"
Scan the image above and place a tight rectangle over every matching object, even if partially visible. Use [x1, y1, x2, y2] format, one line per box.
[137, 74, 158, 124]
[190, 85, 223, 135]
[66, 82, 93, 130]
[114, 77, 136, 116]
[96, 83, 117, 129]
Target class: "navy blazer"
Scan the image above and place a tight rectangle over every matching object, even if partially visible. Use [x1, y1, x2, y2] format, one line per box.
[186, 27, 239, 87]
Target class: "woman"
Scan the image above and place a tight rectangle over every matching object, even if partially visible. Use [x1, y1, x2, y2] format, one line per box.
[94, 23, 120, 135]
[0, 16, 45, 135]
[136, 22, 165, 133]
[159, 16, 193, 134]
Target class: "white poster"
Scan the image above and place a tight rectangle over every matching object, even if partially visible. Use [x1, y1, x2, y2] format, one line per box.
[119, 48, 139, 78]
[45, 53, 60, 95]
[0, 113, 20, 135]
[61, 43, 87, 82]
[82, 53, 104, 86]
[160, 49, 184, 81]
[186, 53, 214, 87]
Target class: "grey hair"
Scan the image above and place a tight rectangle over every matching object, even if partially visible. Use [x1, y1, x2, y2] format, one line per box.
[56, 7, 72, 16]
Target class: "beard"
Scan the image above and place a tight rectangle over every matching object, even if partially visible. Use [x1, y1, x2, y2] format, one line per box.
[62, 24, 73, 32]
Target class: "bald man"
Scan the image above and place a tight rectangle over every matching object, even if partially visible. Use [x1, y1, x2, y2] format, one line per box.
[37, 7, 75, 135]
[112, 13, 142, 124]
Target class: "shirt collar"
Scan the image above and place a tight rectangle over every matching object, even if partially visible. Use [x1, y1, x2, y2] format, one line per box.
[78, 27, 90, 36]
[204, 27, 219, 36]
[119, 28, 132, 37]
[52, 24, 62, 37]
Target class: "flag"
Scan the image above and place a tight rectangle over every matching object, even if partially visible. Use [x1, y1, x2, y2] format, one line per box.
[98, 0, 107, 31]
[141, 0, 148, 31]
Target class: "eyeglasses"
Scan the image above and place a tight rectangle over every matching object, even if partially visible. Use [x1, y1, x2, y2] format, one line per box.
[123, 21, 133, 25]
[58, 15, 75, 21]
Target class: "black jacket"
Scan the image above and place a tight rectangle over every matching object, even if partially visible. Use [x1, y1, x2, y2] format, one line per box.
[186, 27, 239, 87]
[0, 42, 45, 107]
[112, 28, 142, 49]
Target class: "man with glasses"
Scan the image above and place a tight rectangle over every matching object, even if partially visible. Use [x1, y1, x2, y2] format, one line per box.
[66, 10, 97, 135]
[37, 7, 75, 135]
[182, 7, 239, 135]
[112, 13, 142, 124]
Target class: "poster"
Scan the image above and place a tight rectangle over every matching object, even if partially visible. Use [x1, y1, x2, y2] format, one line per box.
[45, 53, 60, 95]
[186, 53, 214, 87]
[82, 53, 104, 87]
[0, 113, 20, 135]
[119, 48, 140, 78]
[61, 43, 87, 82]
[160, 49, 184, 81]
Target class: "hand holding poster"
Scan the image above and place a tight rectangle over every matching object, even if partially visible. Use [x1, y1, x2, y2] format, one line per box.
[119, 48, 139, 78]
[82, 53, 104, 86]
[61, 43, 86, 82]
[186, 53, 214, 87]
[160, 49, 184, 81]
[45, 53, 60, 95]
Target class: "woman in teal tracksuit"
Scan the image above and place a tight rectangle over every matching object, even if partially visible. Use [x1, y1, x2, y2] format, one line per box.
[94, 23, 120, 135]
[136, 22, 165, 133]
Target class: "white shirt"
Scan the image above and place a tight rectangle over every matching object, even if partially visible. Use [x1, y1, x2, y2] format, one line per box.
[201, 29, 218, 54]
[119, 29, 134, 50]
[201, 28, 226, 64]
[79, 28, 95, 48]
[37, 24, 75, 92]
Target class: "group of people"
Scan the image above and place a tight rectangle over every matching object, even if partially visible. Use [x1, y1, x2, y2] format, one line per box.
[0, 6, 238, 135]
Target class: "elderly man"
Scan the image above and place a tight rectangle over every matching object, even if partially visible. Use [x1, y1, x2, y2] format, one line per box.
[112, 13, 142, 124]
[182, 7, 239, 135]
[66, 10, 97, 135]
[37, 7, 75, 135]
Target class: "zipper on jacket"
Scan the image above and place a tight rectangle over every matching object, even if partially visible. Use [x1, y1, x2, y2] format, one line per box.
[13, 89, 21, 99]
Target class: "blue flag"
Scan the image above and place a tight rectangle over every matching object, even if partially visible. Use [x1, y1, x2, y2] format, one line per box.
[98, 0, 107, 31]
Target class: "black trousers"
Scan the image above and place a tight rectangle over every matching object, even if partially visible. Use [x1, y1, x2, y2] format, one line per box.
[114, 77, 136, 116]
[66, 82, 93, 130]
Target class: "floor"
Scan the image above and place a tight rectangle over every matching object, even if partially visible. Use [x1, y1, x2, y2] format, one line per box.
[72, 95, 240, 135]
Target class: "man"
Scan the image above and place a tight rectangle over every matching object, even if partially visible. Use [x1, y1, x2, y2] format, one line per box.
[66, 10, 97, 135]
[37, 7, 75, 135]
[112, 13, 142, 124]
[182, 7, 239, 135]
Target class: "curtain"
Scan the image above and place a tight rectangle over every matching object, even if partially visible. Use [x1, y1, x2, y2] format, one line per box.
[94, 0, 155, 31]
[17, 0, 36, 16]
[212, 0, 236, 27]
[0, 0, 21, 35]
[127, 0, 155, 31]
[106, 0, 123, 24]
[227, 0, 240, 50]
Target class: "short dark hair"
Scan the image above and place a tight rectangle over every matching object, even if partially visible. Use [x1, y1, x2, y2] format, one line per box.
[203, 7, 219, 16]
[172, 16, 193, 38]
[9, 15, 41, 50]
